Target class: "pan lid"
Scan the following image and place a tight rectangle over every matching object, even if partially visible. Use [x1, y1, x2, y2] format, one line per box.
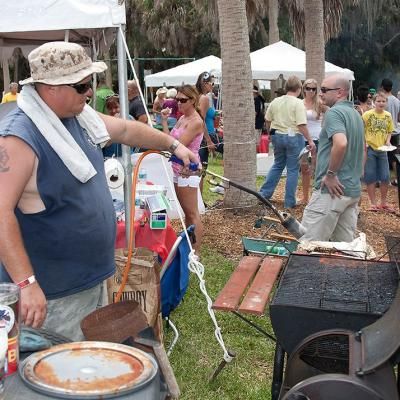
[20, 341, 157, 399]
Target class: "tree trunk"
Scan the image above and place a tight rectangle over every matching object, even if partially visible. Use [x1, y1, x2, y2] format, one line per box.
[269, 0, 280, 100]
[304, 0, 325, 85]
[268, 0, 280, 44]
[217, 0, 257, 207]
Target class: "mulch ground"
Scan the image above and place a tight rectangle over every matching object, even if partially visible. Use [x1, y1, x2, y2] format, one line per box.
[195, 181, 400, 260]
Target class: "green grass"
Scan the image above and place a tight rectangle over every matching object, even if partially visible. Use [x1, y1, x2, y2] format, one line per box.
[165, 247, 276, 399]
[164, 167, 276, 398]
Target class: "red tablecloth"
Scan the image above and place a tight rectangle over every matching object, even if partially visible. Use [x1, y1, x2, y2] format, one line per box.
[116, 214, 177, 261]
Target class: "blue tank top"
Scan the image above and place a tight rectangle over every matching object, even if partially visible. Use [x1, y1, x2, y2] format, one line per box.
[205, 106, 216, 134]
[0, 108, 116, 299]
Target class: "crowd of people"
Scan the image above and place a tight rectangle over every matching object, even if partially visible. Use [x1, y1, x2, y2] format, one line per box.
[0, 40, 399, 341]
[259, 74, 399, 243]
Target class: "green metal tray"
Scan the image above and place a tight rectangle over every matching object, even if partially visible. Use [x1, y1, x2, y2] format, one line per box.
[242, 236, 298, 256]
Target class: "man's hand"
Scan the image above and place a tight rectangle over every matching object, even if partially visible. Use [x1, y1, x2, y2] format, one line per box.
[321, 174, 345, 198]
[21, 283, 47, 328]
[307, 140, 317, 156]
[173, 142, 199, 171]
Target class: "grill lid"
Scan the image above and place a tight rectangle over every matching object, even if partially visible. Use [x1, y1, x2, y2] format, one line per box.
[360, 272, 400, 373]
[19, 341, 157, 399]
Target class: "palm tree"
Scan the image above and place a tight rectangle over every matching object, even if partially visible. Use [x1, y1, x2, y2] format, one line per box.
[216, 0, 257, 206]
[285, 0, 344, 84]
[285, 0, 400, 83]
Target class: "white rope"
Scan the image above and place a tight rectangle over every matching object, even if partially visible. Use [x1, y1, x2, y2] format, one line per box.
[118, 27, 232, 363]
[188, 252, 233, 363]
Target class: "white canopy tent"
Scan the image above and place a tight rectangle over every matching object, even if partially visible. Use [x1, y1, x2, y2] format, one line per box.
[0, 0, 141, 231]
[250, 41, 355, 81]
[144, 55, 222, 88]
[0, 0, 204, 227]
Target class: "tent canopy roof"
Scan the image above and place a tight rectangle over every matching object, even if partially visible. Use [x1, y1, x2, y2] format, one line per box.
[145, 55, 221, 88]
[250, 41, 354, 81]
[0, 0, 126, 62]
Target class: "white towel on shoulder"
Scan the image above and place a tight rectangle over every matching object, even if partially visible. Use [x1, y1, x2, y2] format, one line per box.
[17, 85, 110, 183]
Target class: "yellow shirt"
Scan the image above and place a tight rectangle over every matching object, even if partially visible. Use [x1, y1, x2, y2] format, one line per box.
[1, 92, 18, 103]
[362, 109, 394, 150]
[265, 95, 307, 133]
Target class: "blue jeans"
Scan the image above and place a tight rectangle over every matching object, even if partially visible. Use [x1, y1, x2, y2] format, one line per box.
[259, 133, 304, 208]
[364, 147, 390, 184]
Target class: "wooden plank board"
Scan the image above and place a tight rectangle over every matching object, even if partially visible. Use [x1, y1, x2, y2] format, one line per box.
[270, 232, 298, 242]
[238, 256, 283, 316]
[212, 256, 262, 312]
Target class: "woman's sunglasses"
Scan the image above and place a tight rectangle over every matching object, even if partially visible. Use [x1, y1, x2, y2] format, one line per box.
[176, 97, 191, 103]
[305, 87, 317, 92]
[66, 81, 93, 94]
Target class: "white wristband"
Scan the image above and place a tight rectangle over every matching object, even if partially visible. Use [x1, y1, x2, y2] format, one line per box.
[16, 275, 36, 289]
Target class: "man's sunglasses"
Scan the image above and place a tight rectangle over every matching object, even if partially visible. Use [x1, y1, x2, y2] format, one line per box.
[66, 81, 92, 94]
[176, 97, 191, 103]
[305, 87, 317, 92]
[320, 87, 340, 93]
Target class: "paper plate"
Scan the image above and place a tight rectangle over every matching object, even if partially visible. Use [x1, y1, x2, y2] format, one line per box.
[377, 145, 396, 152]
[19, 341, 158, 399]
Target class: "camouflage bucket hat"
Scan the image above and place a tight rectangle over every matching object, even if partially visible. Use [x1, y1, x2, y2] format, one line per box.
[19, 41, 107, 86]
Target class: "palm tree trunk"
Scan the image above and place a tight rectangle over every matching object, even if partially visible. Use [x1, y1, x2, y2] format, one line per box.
[268, 0, 280, 44]
[217, 0, 257, 207]
[304, 0, 325, 84]
[269, 0, 280, 99]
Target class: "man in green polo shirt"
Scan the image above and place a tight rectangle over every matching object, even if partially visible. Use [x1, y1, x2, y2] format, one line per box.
[301, 73, 365, 242]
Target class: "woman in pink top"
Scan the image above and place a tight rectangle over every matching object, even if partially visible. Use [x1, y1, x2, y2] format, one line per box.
[161, 85, 204, 253]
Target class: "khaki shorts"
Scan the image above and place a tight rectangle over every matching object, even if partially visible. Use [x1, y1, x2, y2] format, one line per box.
[42, 283, 104, 341]
[301, 190, 360, 242]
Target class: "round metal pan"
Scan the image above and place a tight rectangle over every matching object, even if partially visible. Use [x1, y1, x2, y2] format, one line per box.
[19, 341, 158, 399]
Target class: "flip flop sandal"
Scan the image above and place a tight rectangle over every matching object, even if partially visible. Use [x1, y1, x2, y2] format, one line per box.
[379, 204, 396, 213]
[367, 205, 379, 212]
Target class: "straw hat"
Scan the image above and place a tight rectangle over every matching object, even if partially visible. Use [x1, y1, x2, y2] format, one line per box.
[156, 87, 168, 96]
[20, 41, 107, 86]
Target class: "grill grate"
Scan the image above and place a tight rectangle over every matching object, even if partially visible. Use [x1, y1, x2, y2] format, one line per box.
[273, 255, 397, 314]
[299, 333, 349, 374]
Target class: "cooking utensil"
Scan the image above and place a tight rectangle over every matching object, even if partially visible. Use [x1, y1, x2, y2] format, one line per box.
[135, 327, 180, 399]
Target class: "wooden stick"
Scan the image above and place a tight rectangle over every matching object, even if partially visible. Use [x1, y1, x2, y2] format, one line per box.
[270, 232, 298, 242]
[262, 216, 281, 223]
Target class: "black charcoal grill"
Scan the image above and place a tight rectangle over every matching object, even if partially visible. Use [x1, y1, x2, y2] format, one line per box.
[269, 249, 400, 400]
[269, 254, 399, 400]
[270, 254, 397, 354]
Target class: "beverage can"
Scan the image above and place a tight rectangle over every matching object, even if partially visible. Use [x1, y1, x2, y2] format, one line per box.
[0, 284, 20, 376]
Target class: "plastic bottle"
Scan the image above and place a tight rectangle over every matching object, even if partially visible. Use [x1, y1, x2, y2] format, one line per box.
[138, 168, 147, 184]
[135, 168, 147, 218]
[265, 245, 288, 256]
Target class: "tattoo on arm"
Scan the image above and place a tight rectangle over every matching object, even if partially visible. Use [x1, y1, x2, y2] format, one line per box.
[0, 146, 10, 172]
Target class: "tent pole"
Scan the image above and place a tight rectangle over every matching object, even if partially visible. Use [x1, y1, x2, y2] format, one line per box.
[117, 25, 132, 238]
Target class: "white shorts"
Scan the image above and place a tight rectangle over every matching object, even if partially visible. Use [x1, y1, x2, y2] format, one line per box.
[173, 174, 201, 188]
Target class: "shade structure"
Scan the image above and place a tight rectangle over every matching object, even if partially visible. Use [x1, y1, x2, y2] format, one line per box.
[0, 0, 126, 63]
[250, 41, 354, 81]
[145, 55, 222, 87]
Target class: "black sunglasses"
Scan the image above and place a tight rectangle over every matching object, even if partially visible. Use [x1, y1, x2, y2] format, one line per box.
[176, 97, 191, 103]
[305, 87, 317, 92]
[320, 87, 340, 93]
[66, 81, 92, 94]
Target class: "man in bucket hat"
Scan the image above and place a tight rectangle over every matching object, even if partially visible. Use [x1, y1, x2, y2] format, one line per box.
[0, 41, 196, 341]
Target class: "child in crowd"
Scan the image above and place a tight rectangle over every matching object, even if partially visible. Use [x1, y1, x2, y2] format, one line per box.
[363, 92, 396, 212]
